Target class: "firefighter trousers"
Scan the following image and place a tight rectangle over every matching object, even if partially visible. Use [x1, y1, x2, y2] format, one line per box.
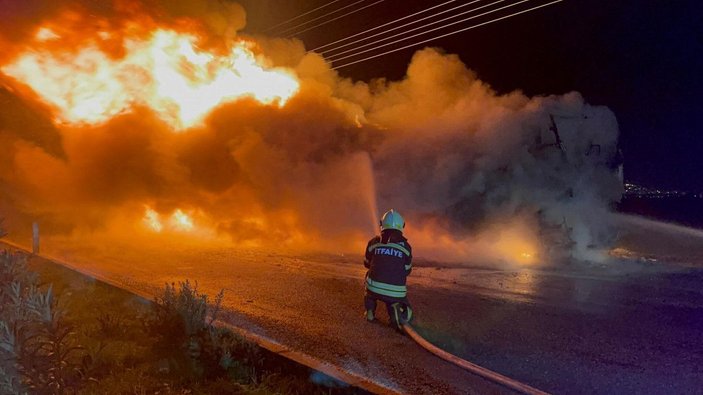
[364, 289, 413, 328]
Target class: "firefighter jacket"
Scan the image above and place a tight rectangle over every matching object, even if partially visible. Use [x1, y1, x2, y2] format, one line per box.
[364, 229, 412, 299]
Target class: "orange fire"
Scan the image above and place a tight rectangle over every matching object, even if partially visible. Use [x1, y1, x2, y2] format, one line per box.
[1, 24, 299, 130]
[493, 228, 539, 265]
[142, 206, 196, 233]
[170, 209, 194, 231]
[143, 206, 163, 232]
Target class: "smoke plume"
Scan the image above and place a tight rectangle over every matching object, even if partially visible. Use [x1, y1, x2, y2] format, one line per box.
[0, 1, 623, 265]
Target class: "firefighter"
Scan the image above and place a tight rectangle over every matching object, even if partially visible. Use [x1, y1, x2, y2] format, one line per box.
[364, 209, 413, 330]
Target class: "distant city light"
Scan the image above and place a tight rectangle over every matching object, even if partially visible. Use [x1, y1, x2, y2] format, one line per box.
[623, 183, 700, 198]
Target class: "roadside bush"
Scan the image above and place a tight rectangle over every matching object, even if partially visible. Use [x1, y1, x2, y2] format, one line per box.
[146, 280, 261, 383]
[0, 250, 38, 395]
[0, 250, 88, 395]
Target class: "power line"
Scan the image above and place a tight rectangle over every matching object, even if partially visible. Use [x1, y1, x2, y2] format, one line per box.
[318, 0, 483, 56]
[310, 0, 458, 53]
[275, 0, 369, 36]
[328, 0, 529, 64]
[332, 0, 564, 70]
[285, 0, 388, 38]
[264, 0, 343, 33]
[325, 0, 499, 60]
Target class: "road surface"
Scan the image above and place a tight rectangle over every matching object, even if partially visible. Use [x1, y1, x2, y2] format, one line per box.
[5, 214, 703, 394]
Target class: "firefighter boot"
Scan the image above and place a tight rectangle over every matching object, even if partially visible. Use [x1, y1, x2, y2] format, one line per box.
[401, 304, 413, 324]
[365, 309, 375, 322]
[390, 303, 413, 330]
[390, 303, 403, 331]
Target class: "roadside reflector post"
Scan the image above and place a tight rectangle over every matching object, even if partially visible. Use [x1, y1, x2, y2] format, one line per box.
[32, 222, 39, 254]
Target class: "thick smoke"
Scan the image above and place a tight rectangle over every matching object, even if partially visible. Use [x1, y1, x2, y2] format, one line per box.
[0, 1, 622, 264]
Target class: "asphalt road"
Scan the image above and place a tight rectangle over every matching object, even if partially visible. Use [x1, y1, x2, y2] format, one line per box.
[8, 215, 703, 394]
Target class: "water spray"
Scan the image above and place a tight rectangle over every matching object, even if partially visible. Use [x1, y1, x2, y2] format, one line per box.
[358, 152, 380, 234]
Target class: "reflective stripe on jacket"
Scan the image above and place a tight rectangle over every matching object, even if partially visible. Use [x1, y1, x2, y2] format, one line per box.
[366, 277, 407, 298]
[364, 229, 412, 298]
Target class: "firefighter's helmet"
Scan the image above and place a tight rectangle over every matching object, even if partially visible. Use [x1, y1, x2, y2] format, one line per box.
[380, 209, 405, 232]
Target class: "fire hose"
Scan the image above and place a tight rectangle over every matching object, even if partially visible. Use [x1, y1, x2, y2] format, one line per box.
[401, 323, 550, 395]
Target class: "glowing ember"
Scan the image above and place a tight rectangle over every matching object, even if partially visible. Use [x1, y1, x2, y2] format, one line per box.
[1, 26, 299, 130]
[170, 209, 194, 231]
[143, 207, 163, 232]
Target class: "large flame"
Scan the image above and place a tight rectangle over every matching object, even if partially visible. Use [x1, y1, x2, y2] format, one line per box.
[143, 206, 163, 232]
[0, 7, 620, 266]
[1, 24, 299, 130]
[142, 206, 212, 236]
[170, 209, 194, 231]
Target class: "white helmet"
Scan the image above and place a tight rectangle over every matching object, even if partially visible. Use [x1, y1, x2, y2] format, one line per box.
[380, 209, 405, 232]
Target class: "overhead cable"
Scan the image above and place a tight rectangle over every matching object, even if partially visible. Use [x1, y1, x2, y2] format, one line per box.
[264, 0, 343, 33]
[319, 0, 485, 56]
[328, 0, 531, 64]
[331, 0, 564, 70]
[276, 0, 369, 36]
[285, 0, 388, 38]
[326, 0, 503, 61]
[310, 0, 458, 53]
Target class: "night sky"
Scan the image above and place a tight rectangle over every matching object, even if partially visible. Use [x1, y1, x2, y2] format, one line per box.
[240, 0, 703, 192]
